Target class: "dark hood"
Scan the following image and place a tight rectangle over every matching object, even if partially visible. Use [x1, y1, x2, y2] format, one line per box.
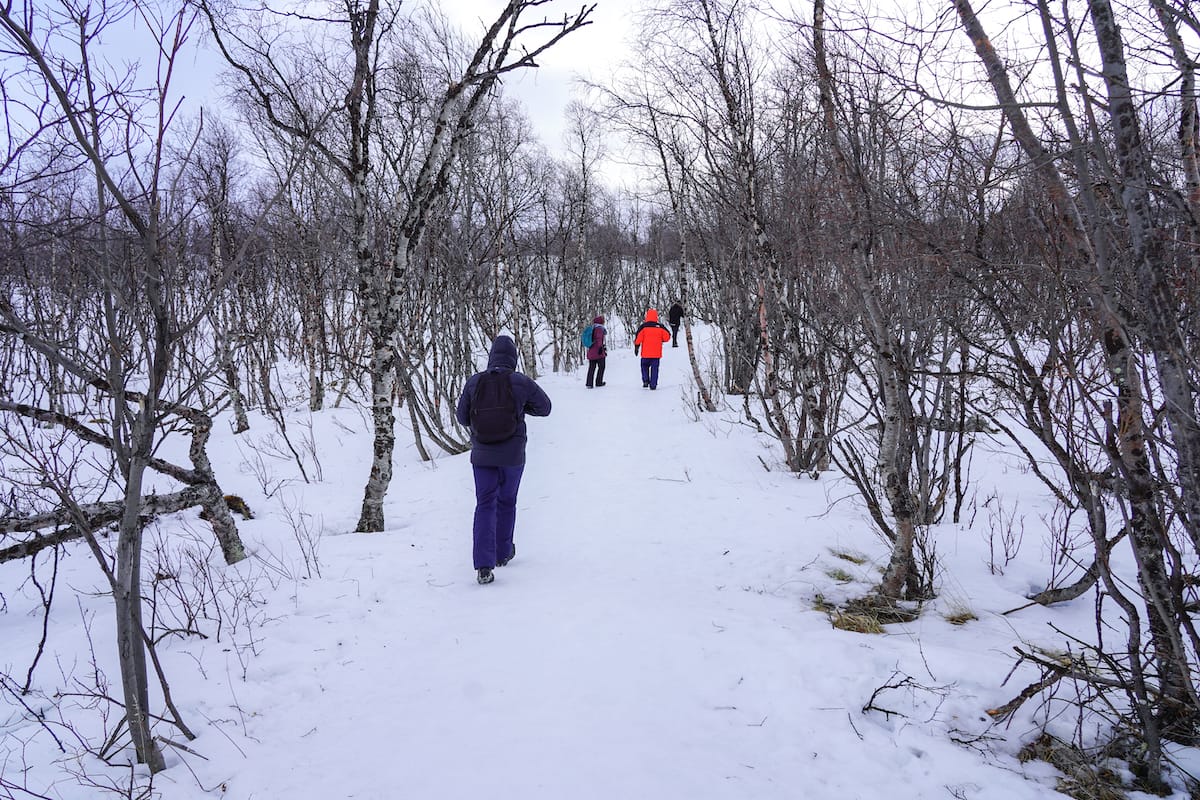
[487, 335, 519, 370]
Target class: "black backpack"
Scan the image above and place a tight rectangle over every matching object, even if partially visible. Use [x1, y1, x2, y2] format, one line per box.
[470, 370, 519, 443]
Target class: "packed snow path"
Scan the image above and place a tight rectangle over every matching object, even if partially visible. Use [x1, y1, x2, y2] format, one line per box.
[178, 342, 1058, 800]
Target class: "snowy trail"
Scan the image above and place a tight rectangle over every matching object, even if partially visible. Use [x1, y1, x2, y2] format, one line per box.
[173, 341, 1052, 800]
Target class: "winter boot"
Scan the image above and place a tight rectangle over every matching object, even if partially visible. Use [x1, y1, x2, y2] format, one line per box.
[498, 545, 516, 567]
[477, 567, 495, 584]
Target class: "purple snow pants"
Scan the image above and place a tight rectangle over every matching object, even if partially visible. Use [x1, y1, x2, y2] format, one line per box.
[472, 464, 524, 569]
[640, 357, 662, 389]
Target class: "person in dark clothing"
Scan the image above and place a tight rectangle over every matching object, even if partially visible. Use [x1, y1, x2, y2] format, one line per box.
[455, 335, 552, 584]
[585, 315, 608, 388]
[667, 302, 684, 347]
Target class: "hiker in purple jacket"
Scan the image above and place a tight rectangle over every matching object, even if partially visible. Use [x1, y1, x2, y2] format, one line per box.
[455, 335, 552, 585]
[585, 315, 607, 388]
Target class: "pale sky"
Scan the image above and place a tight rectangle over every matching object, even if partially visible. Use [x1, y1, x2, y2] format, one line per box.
[441, 0, 642, 158]
[160, 0, 641, 169]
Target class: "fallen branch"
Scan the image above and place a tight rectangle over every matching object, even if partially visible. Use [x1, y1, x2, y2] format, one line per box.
[0, 487, 210, 564]
[156, 735, 208, 760]
[0, 398, 246, 564]
[986, 645, 1137, 723]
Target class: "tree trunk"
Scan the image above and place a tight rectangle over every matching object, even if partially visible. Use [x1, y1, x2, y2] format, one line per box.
[357, 340, 396, 532]
[1090, 0, 1200, 562]
[211, 209, 250, 434]
[113, 452, 165, 772]
[187, 411, 247, 564]
[874, 351, 920, 600]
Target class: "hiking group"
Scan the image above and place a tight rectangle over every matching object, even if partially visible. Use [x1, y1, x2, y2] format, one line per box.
[582, 305, 680, 390]
[457, 306, 682, 584]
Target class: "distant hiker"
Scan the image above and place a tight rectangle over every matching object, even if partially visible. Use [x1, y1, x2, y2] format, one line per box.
[455, 335, 552, 585]
[633, 308, 672, 390]
[667, 302, 684, 348]
[584, 315, 608, 388]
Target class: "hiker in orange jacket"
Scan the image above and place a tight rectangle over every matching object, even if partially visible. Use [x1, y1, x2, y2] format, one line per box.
[633, 308, 672, 390]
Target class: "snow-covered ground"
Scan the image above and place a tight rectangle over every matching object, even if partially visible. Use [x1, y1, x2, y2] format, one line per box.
[2, 328, 1188, 799]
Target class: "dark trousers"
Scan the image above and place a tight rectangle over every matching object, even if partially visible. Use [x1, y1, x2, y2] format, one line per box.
[640, 357, 661, 389]
[586, 358, 606, 387]
[670, 323, 680, 347]
[471, 464, 524, 569]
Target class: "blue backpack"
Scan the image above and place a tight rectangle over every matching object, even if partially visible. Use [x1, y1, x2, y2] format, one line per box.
[581, 324, 595, 349]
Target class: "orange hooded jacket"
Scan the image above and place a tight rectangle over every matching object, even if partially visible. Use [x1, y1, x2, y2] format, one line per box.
[634, 309, 672, 359]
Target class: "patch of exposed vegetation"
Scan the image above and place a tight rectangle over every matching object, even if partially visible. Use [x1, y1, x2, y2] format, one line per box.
[825, 567, 855, 583]
[1018, 734, 1127, 800]
[944, 607, 978, 626]
[821, 594, 922, 634]
[829, 548, 868, 565]
[830, 611, 885, 634]
[844, 595, 920, 624]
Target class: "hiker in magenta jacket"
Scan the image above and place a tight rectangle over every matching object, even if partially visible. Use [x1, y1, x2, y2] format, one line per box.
[586, 315, 607, 388]
[455, 335, 552, 584]
[633, 308, 672, 390]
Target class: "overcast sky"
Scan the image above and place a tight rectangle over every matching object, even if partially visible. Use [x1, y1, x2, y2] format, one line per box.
[441, 0, 641, 157]
[158, 0, 640, 167]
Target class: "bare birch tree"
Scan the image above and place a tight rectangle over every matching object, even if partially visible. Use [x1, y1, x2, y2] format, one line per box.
[0, 0, 268, 771]
[951, 0, 1200, 779]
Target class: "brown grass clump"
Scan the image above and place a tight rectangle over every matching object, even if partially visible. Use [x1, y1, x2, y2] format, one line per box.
[1018, 734, 1127, 800]
[829, 548, 868, 565]
[821, 594, 921, 634]
[844, 595, 920, 624]
[825, 567, 855, 583]
[944, 608, 978, 626]
[830, 611, 885, 634]
[199, 494, 255, 522]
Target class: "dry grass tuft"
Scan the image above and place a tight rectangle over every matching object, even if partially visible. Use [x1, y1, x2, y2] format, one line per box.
[822, 594, 921, 633]
[844, 595, 920, 624]
[1018, 734, 1127, 800]
[825, 567, 855, 583]
[830, 611, 885, 634]
[944, 607, 978, 626]
[829, 548, 868, 565]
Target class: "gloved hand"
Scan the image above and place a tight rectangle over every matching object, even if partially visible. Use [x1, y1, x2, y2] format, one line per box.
[634, 345, 640, 356]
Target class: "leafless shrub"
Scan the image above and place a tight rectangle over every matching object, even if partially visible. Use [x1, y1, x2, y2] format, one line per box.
[279, 492, 323, 580]
[983, 493, 1025, 576]
[236, 438, 293, 500]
